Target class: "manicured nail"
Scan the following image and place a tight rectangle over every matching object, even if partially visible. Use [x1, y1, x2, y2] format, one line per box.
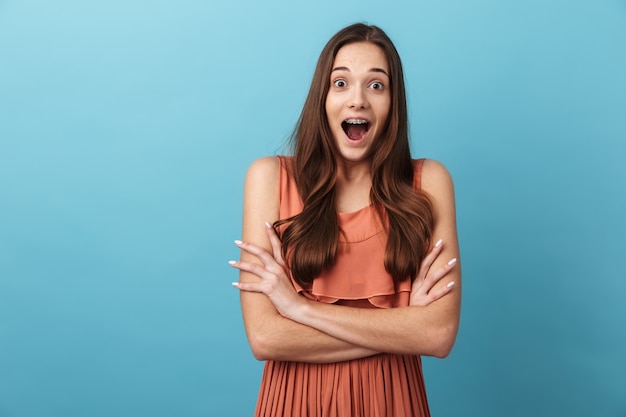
[447, 258, 457, 266]
[265, 221, 272, 228]
[435, 239, 443, 247]
[228, 260, 236, 265]
[447, 281, 455, 288]
[231, 282, 240, 287]
[234, 240, 243, 245]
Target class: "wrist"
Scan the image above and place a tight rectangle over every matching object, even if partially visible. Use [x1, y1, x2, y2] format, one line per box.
[287, 295, 314, 325]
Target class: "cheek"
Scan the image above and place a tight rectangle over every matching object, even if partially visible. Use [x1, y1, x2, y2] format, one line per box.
[324, 95, 332, 117]
[324, 108, 332, 128]
[325, 93, 334, 107]
[380, 97, 391, 122]
[325, 96, 341, 121]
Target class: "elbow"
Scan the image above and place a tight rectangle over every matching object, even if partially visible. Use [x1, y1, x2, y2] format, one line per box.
[244, 314, 292, 361]
[426, 324, 458, 358]
[430, 341, 453, 359]
[247, 328, 288, 361]
[248, 332, 272, 361]
[250, 346, 268, 362]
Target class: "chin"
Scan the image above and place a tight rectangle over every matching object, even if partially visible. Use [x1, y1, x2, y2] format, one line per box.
[336, 148, 372, 164]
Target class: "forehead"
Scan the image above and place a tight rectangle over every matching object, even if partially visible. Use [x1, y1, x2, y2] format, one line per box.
[332, 42, 389, 74]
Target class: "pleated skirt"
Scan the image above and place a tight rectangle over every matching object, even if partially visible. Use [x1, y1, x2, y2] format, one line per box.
[254, 353, 430, 417]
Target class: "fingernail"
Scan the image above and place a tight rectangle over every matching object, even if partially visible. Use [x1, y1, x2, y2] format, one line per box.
[265, 221, 272, 228]
[231, 282, 240, 287]
[435, 239, 443, 247]
[228, 260, 237, 265]
[234, 240, 243, 245]
[447, 281, 455, 288]
[447, 258, 457, 266]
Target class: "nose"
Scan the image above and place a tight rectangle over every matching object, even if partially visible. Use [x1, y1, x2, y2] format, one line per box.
[348, 85, 368, 109]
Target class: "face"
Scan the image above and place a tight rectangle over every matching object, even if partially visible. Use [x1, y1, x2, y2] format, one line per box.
[325, 42, 391, 164]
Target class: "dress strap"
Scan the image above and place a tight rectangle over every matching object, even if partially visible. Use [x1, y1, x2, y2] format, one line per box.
[413, 158, 426, 190]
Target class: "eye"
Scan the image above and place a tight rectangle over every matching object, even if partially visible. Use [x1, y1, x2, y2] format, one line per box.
[370, 81, 384, 90]
[333, 79, 347, 88]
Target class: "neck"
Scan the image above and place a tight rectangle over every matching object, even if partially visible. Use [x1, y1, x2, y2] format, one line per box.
[335, 158, 371, 185]
[334, 158, 372, 213]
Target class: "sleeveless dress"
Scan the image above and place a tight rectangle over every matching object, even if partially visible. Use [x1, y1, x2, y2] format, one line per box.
[254, 156, 430, 417]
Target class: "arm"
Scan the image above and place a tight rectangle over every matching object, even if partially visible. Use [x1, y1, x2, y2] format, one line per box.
[289, 160, 460, 357]
[234, 159, 461, 358]
[236, 157, 378, 363]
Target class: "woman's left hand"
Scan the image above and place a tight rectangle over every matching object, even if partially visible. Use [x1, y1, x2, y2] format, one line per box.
[410, 239, 457, 307]
[230, 222, 303, 319]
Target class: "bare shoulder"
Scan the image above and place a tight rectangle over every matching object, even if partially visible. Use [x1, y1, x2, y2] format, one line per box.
[420, 159, 455, 198]
[246, 156, 280, 183]
[243, 157, 281, 240]
[244, 156, 280, 197]
[422, 159, 452, 186]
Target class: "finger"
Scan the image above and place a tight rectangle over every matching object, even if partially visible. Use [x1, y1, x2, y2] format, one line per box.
[265, 221, 286, 267]
[235, 240, 278, 269]
[427, 281, 455, 301]
[423, 258, 457, 289]
[420, 281, 454, 306]
[232, 281, 265, 293]
[229, 259, 274, 281]
[415, 239, 444, 281]
[236, 240, 286, 277]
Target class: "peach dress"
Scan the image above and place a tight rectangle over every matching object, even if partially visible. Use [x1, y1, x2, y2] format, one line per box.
[254, 156, 430, 417]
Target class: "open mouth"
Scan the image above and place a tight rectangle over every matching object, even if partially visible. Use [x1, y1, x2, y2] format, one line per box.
[341, 118, 370, 141]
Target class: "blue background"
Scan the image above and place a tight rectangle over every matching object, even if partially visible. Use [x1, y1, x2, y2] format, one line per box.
[1, 0, 625, 416]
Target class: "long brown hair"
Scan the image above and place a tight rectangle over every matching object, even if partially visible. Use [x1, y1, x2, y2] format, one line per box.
[276, 23, 433, 286]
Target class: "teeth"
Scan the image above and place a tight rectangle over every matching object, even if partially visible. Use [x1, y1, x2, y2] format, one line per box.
[345, 119, 368, 125]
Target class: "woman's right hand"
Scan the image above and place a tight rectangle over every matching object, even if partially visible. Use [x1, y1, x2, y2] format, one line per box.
[231, 222, 305, 320]
[410, 239, 457, 307]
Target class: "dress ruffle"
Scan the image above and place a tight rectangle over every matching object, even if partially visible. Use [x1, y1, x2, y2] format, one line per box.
[278, 157, 413, 308]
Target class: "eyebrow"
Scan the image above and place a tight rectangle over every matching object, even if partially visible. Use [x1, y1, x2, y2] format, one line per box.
[331, 66, 390, 78]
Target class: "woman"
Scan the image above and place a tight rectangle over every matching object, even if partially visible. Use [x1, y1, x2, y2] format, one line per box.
[230, 23, 461, 417]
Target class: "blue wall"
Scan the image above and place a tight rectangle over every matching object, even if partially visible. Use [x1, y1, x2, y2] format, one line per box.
[1, 1, 624, 416]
